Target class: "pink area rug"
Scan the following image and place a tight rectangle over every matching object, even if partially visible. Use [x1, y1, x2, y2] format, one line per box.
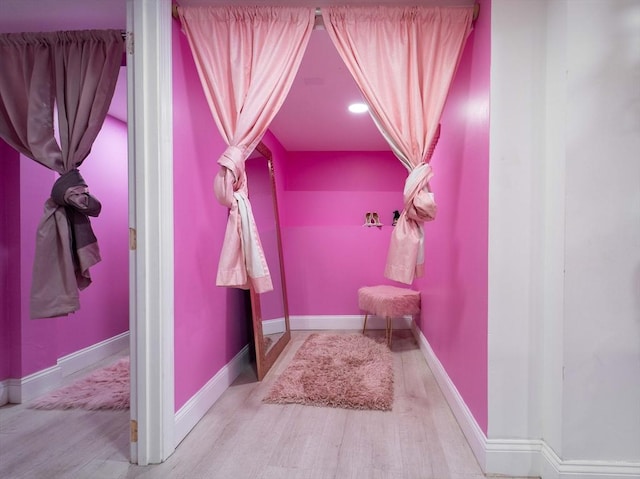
[29, 357, 129, 410]
[263, 333, 394, 411]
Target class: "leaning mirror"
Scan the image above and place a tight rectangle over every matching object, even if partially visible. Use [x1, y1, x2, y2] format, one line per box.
[246, 142, 291, 380]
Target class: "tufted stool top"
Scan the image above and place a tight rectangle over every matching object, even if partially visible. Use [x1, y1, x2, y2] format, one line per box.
[358, 285, 421, 319]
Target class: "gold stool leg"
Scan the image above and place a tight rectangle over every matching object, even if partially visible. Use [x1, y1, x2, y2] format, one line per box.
[386, 318, 392, 347]
[362, 313, 369, 334]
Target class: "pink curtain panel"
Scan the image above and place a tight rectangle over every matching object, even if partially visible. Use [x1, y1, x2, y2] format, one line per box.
[178, 6, 315, 293]
[323, 6, 474, 284]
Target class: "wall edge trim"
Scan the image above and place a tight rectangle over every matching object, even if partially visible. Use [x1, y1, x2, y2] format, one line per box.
[486, 438, 640, 478]
[0, 380, 8, 406]
[173, 345, 250, 448]
[5, 332, 130, 404]
[262, 317, 285, 336]
[7, 364, 62, 404]
[58, 331, 129, 377]
[411, 321, 488, 470]
[412, 323, 640, 478]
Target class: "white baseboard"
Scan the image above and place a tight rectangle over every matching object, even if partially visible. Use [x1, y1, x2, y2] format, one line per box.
[174, 345, 250, 447]
[411, 322, 487, 469]
[262, 318, 286, 336]
[411, 323, 640, 479]
[290, 314, 412, 331]
[542, 445, 640, 479]
[58, 331, 129, 377]
[485, 438, 640, 478]
[8, 364, 62, 404]
[6, 331, 130, 405]
[0, 380, 8, 406]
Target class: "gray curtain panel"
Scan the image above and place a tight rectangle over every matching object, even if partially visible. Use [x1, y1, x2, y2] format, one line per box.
[0, 30, 123, 318]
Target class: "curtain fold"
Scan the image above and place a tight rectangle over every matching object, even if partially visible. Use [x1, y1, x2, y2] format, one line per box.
[178, 6, 314, 293]
[0, 30, 123, 318]
[322, 6, 473, 284]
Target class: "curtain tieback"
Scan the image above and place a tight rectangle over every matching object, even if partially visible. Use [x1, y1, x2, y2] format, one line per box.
[403, 163, 437, 223]
[217, 145, 245, 183]
[51, 168, 102, 217]
[215, 145, 248, 207]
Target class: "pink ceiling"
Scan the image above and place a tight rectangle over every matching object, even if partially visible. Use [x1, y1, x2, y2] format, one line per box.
[0, 0, 474, 152]
[270, 29, 389, 152]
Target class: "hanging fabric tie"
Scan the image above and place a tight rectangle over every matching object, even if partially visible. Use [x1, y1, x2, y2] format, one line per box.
[386, 124, 441, 281]
[387, 162, 436, 282]
[0, 29, 123, 318]
[322, 6, 473, 284]
[213, 143, 272, 292]
[50, 168, 102, 288]
[178, 5, 314, 294]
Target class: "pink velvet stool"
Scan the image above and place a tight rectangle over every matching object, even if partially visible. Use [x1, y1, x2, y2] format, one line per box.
[358, 285, 421, 348]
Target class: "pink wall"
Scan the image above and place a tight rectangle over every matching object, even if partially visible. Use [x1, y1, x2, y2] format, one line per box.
[281, 151, 407, 316]
[18, 159, 58, 375]
[413, 0, 491, 433]
[1, 140, 21, 381]
[4, 115, 129, 379]
[172, 19, 250, 411]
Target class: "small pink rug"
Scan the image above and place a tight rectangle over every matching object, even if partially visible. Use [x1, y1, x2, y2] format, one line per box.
[263, 333, 394, 411]
[29, 357, 129, 410]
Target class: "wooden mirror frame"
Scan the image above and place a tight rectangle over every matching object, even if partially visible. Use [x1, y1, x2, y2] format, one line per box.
[248, 142, 291, 380]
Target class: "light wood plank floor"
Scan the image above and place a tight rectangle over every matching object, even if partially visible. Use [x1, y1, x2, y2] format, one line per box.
[0, 330, 534, 479]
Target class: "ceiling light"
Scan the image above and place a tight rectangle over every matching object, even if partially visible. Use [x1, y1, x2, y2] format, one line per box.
[348, 103, 369, 114]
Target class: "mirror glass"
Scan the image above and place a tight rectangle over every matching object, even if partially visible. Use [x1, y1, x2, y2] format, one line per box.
[246, 142, 290, 380]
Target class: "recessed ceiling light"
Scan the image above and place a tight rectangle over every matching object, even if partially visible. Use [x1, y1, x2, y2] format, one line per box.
[348, 102, 369, 114]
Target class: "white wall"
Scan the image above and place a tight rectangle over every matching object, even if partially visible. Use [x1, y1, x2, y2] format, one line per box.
[489, 0, 640, 475]
[488, 0, 549, 442]
[562, 0, 640, 461]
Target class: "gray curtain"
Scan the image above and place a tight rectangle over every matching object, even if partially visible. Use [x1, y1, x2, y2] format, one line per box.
[0, 30, 123, 318]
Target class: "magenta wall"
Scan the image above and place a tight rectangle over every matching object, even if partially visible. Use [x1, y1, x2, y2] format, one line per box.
[413, 0, 491, 433]
[172, 19, 250, 411]
[4, 115, 129, 379]
[1, 140, 20, 381]
[281, 151, 407, 316]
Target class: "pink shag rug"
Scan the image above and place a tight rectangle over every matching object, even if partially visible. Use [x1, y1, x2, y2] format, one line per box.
[263, 333, 394, 411]
[29, 357, 129, 410]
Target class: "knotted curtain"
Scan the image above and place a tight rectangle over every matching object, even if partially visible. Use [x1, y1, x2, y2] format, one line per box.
[322, 6, 473, 284]
[0, 30, 123, 318]
[178, 6, 314, 293]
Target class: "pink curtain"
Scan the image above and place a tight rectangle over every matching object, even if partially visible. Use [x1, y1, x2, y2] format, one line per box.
[0, 30, 123, 317]
[322, 6, 473, 284]
[178, 6, 314, 293]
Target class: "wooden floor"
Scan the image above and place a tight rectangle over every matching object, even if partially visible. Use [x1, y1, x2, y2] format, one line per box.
[0, 330, 531, 479]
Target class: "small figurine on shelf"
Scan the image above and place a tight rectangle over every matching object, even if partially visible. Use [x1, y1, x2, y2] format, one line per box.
[392, 210, 400, 226]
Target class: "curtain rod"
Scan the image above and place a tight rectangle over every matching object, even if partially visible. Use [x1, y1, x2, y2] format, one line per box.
[171, 4, 480, 22]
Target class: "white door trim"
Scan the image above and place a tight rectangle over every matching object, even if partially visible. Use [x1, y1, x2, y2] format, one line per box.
[127, 0, 175, 465]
